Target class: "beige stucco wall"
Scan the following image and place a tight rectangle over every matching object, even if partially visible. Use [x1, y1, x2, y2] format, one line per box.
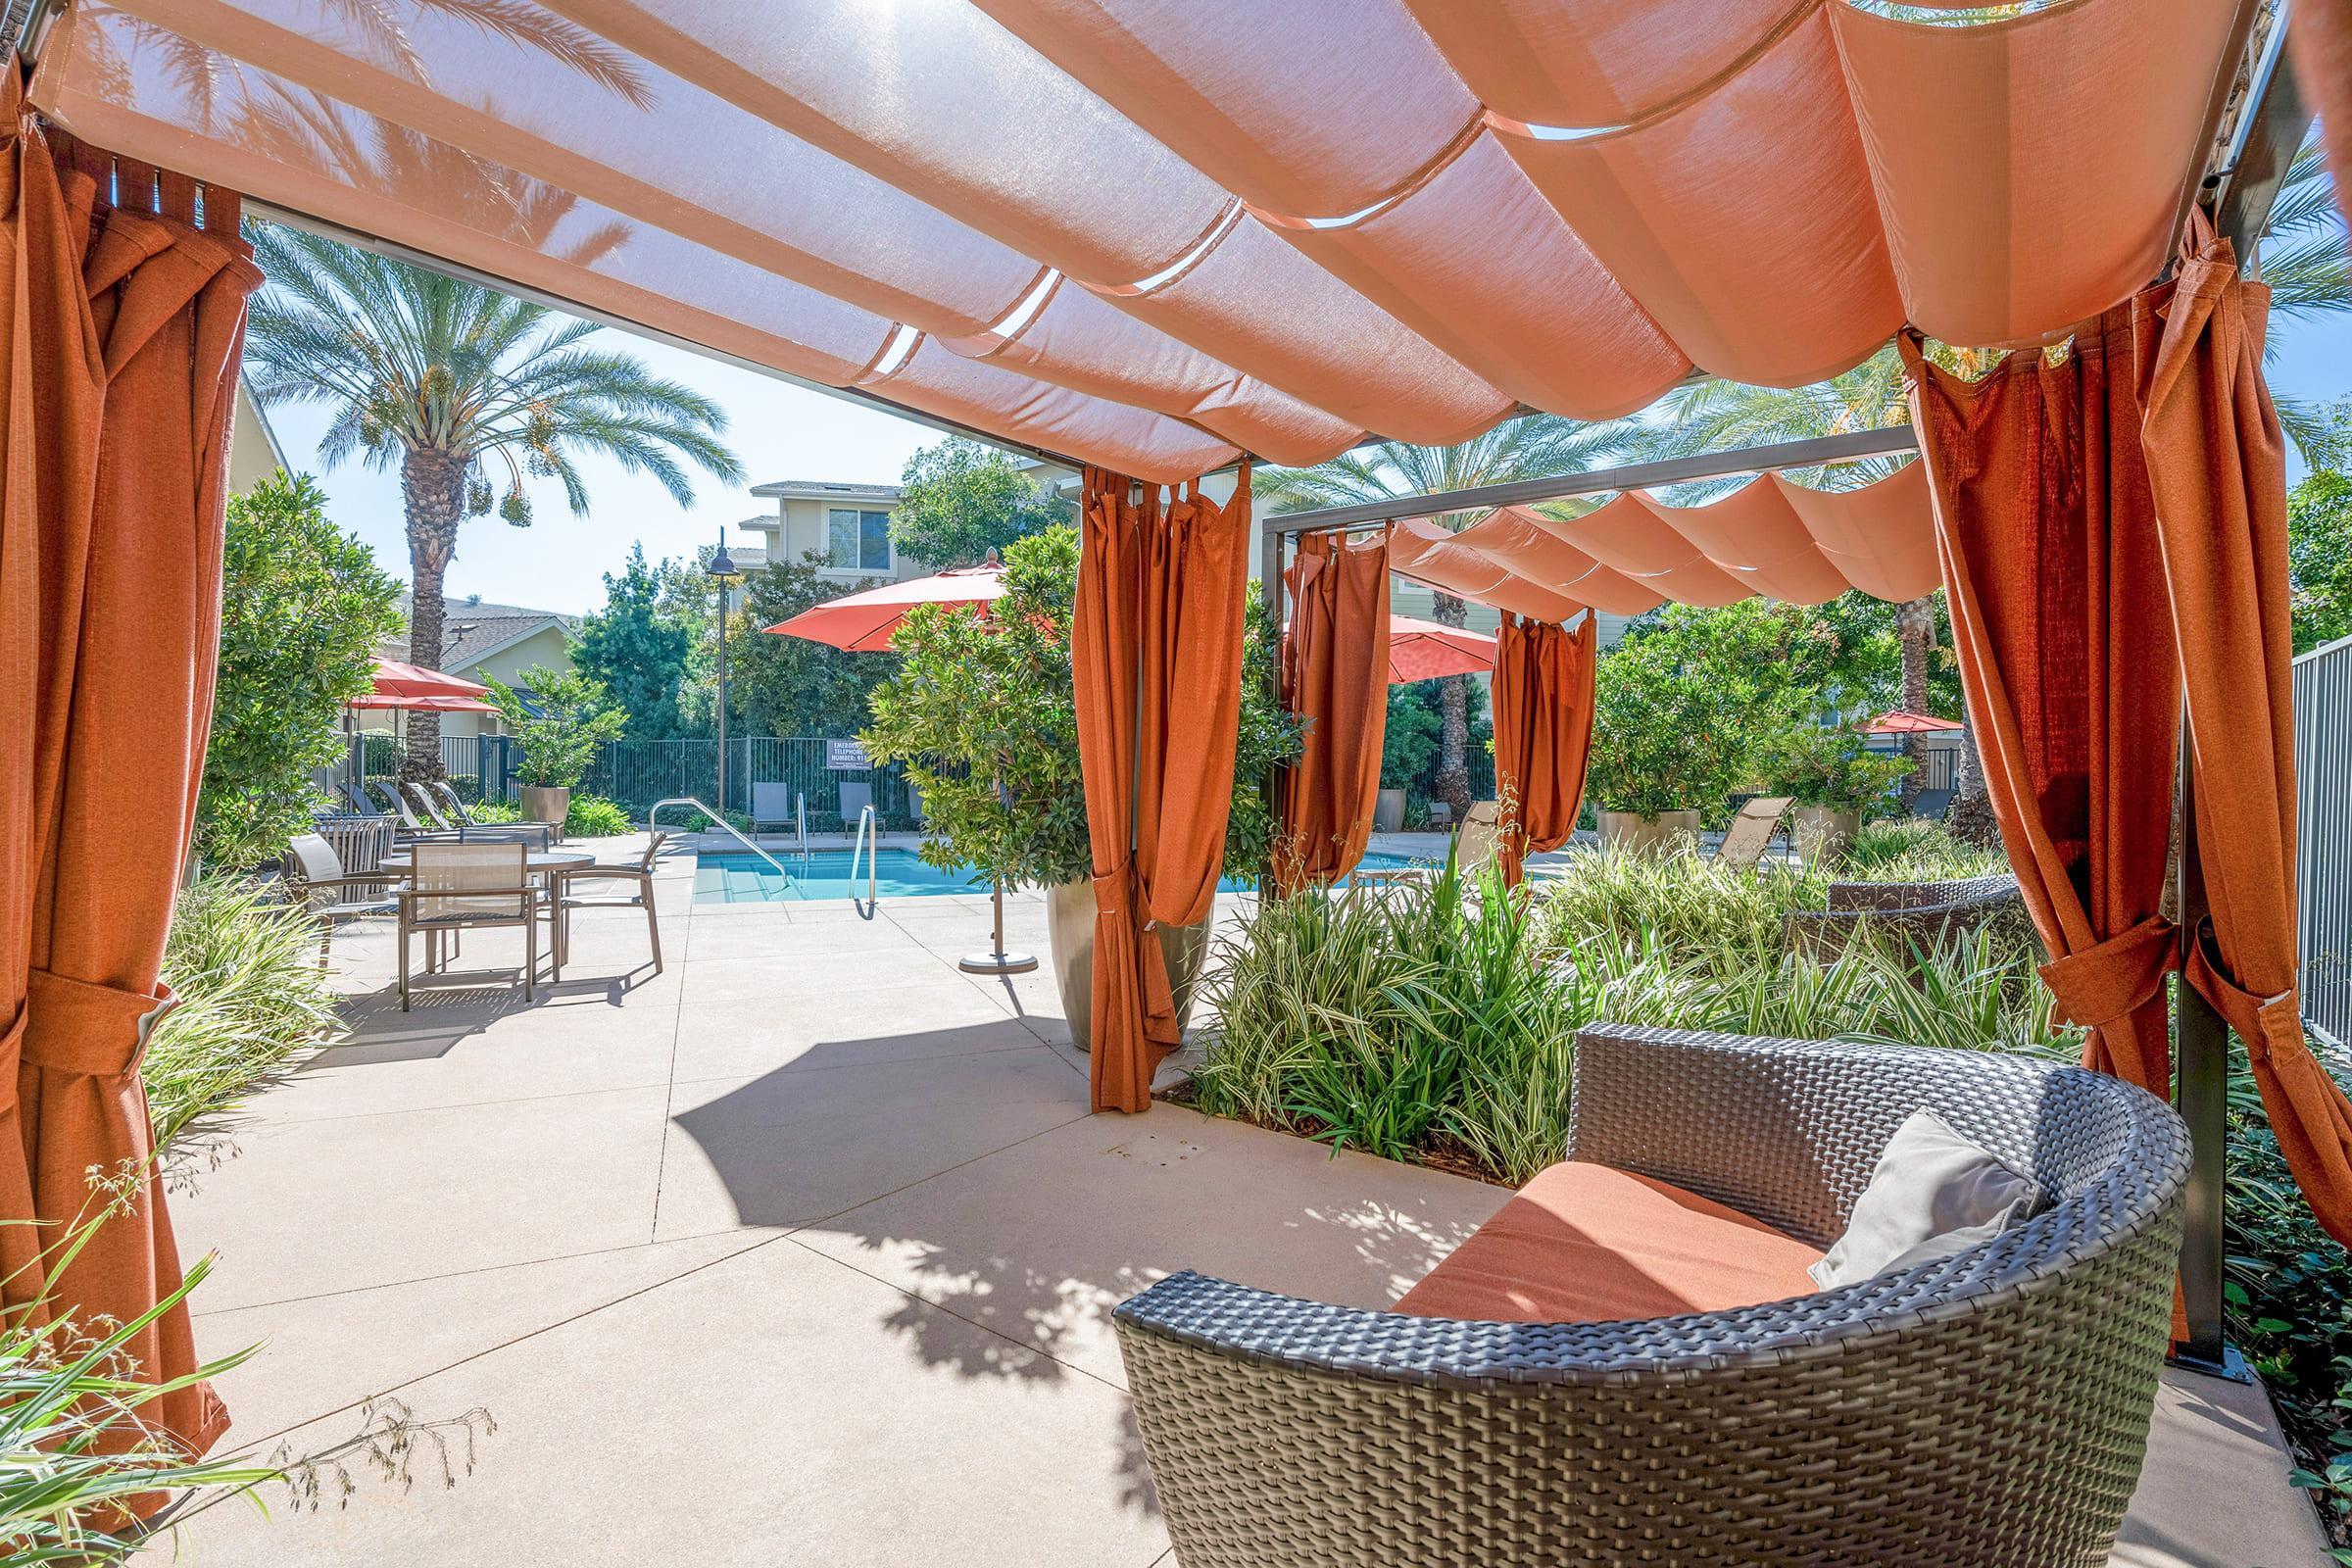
[434, 623, 574, 739]
[227, 380, 285, 496]
[749, 496, 927, 583]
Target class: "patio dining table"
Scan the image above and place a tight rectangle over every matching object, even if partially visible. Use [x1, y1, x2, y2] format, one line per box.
[374, 848, 595, 979]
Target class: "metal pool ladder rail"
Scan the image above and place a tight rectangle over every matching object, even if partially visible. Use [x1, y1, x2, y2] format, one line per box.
[648, 797, 797, 888]
[845, 804, 879, 914]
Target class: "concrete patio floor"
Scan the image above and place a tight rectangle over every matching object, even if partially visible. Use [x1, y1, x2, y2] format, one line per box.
[150, 835, 2321, 1565]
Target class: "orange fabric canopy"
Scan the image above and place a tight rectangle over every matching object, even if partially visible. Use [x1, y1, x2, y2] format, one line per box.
[1387, 463, 1938, 623]
[24, 0, 2249, 481]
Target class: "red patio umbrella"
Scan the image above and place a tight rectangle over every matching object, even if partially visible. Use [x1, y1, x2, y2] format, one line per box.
[1386, 614, 1495, 685]
[360, 656, 494, 709]
[1864, 709, 1962, 735]
[765, 563, 1007, 651]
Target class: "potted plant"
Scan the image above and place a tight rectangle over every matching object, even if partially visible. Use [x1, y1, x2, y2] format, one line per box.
[863, 526, 1300, 1050]
[484, 664, 627, 840]
[1375, 683, 1441, 834]
[1762, 719, 1913, 865]
[1583, 634, 1740, 855]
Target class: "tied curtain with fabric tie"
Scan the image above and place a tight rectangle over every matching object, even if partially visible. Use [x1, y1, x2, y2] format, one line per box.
[1073, 465, 1251, 1114]
[1277, 531, 1390, 894]
[1, 95, 257, 1456]
[1905, 211, 2352, 1249]
[1491, 613, 1597, 888]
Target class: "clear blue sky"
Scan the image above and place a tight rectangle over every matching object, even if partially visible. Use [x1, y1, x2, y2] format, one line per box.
[255, 265, 2352, 618]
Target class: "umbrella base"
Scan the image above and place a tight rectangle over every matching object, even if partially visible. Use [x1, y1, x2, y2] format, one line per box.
[959, 951, 1040, 975]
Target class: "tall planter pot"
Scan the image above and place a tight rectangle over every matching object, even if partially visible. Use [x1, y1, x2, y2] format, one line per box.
[1596, 808, 1699, 857]
[1047, 879, 1214, 1054]
[520, 784, 570, 842]
[1792, 805, 1861, 868]
[1373, 788, 1407, 834]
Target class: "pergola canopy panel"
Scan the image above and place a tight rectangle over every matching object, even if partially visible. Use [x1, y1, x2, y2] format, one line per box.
[1385, 460, 1936, 622]
[29, 0, 2251, 486]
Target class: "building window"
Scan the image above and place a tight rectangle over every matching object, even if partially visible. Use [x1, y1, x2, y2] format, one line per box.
[827, 508, 892, 571]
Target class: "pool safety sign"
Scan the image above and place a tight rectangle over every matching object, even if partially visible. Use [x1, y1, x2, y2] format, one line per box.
[826, 739, 872, 771]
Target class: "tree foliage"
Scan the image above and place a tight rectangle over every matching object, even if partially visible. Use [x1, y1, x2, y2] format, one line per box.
[724, 555, 898, 738]
[889, 437, 1069, 568]
[484, 664, 627, 790]
[572, 544, 694, 738]
[2290, 399, 2352, 655]
[197, 473, 402, 869]
[863, 526, 1300, 888]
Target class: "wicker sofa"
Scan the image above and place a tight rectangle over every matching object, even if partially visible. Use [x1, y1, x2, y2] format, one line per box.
[1784, 871, 2034, 960]
[1115, 1025, 2188, 1567]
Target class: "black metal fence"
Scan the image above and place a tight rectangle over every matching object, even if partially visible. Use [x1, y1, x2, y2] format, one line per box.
[582, 737, 918, 830]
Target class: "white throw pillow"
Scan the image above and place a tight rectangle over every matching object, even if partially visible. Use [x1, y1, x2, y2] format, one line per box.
[1808, 1107, 2042, 1289]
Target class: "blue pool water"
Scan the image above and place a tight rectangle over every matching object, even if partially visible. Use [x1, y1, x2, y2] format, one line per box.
[694, 850, 1423, 904]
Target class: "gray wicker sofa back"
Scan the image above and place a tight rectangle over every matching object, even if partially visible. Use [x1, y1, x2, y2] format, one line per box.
[1115, 1025, 2189, 1568]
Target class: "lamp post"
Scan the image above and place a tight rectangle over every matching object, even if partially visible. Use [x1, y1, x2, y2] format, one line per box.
[709, 531, 742, 818]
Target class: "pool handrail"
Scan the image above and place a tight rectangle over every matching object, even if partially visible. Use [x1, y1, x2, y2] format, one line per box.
[846, 804, 879, 914]
[647, 797, 796, 887]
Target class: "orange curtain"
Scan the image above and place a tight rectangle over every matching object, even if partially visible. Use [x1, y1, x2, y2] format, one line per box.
[1277, 531, 1390, 893]
[2, 97, 256, 1456]
[1074, 464, 1252, 1113]
[2289, 1, 2351, 215]
[1899, 325, 2181, 1101]
[2146, 215, 2352, 1245]
[1490, 613, 1597, 887]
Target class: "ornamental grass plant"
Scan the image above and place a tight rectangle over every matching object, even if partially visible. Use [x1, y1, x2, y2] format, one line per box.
[1195, 827, 2061, 1186]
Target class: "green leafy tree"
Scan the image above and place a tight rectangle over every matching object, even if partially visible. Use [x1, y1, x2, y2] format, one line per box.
[197, 472, 402, 869]
[483, 664, 627, 790]
[1586, 630, 1750, 821]
[890, 437, 1070, 568]
[1381, 684, 1443, 793]
[726, 555, 897, 737]
[1261, 416, 1638, 820]
[573, 544, 693, 738]
[2290, 399, 2352, 655]
[864, 525, 1299, 887]
[242, 226, 743, 777]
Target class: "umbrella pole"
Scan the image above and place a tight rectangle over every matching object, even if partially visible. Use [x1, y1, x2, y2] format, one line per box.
[959, 875, 1038, 975]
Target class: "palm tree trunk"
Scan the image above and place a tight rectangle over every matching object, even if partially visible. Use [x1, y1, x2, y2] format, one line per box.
[1946, 718, 2001, 849]
[401, 447, 467, 780]
[1431, 589, 1472, 821]
[1895, 595, 1934, 808]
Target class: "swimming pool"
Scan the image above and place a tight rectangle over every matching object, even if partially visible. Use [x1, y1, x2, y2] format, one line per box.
[692, 850, 1425, 904]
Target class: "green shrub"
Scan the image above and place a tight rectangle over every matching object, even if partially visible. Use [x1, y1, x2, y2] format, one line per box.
[1196, 840, 2057, 1185]
[1842, 817, 2009, 882]
[148, 877, 344, 1149]
[465, 799, 522, 824]
[564, 795, 632, 837]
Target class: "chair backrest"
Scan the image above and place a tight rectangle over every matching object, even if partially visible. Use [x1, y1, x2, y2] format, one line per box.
[750, 781, 795, 827]
[364, 778, 415, 824]
[837, 781, 873, 825]
[339, 781, 378, 815]
[428, 779, 478, 825]
[1713, 795, 1793, 871]
[404, 781, 459, 831]
[286, 833, 344, 908]
[638, 830, 669, 873]
[1455, 800, 1502, 874]
[408, 841, 529, 921]
[1911, 788, 1955, 819]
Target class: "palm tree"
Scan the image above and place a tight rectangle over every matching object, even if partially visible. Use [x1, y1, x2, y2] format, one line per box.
[2260, 139, 2350, 464]
[1259, 417, 1639, 819]
[244, 226, 744, 775]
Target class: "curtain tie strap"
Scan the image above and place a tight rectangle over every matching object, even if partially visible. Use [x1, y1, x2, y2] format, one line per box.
[2183, 923, 2302, 1061]
[21, 970, 173, 1078]
[2038, 915, 2179, 1030]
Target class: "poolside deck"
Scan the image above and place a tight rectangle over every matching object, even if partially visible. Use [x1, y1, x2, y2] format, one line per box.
[154, 834, 2319, 1564]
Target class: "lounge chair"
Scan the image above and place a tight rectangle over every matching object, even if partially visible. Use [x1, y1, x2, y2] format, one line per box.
[423, 779, 557, 849]
[1911, 787, 1955, 819]
[1116, 1024, 2186, 1567]
[750, 781, 797, 834]
[1712, 794, 1792, 873]
[551, 832, 667, 979]
[397, 841, 542, 1010]
[282, 832, 398, 968]
[366, 779, 461, 841]
[1350, 799, 1500, 891]
[402, 781, 551, 848]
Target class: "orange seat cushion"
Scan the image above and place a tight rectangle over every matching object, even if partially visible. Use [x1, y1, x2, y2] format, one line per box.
[1395, 1161, 1826, 1324]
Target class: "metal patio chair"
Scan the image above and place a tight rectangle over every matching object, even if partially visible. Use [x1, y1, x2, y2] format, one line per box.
[551, 832, 667, 979]
[422, 779, 557, 849]
[282, 832, 398, 969]
[396, 841, 542, 1009]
